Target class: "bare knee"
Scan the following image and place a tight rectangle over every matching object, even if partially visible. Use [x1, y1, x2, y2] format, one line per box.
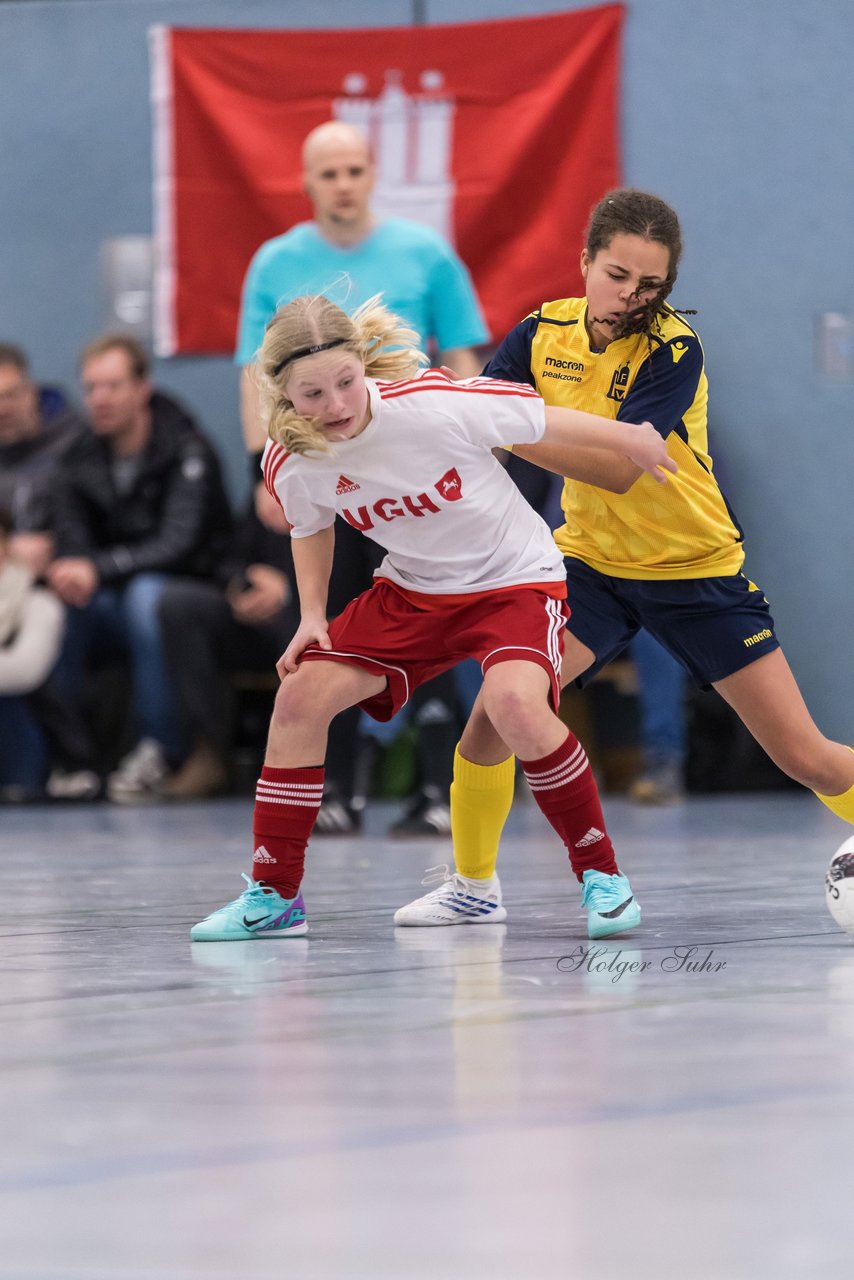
[714, 651, 852, 795]
[482, 685, 547, 750]
[458, 695, 510, 764]
[778, 752, 822, 791]
[270, 668, 336, 734]
[763, 734, 843, 793]
[731, 718, 850, 794]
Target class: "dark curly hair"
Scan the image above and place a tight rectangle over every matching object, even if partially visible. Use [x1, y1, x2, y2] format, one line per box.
[585, 188, 694, 340]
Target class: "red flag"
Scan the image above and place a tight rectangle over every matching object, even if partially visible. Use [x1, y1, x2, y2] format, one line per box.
[151, 7, 623, 355]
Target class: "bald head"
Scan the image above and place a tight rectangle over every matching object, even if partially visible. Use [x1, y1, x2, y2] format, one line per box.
[302, 121, 371, 169]
[302, 122, 375, 246]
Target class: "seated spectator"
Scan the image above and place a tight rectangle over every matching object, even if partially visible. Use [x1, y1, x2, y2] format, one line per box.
[0, 342, 86, 576]
[0, 507, 66, 800]
[47, 334, 233, 803]
[158, 502, 298, 798]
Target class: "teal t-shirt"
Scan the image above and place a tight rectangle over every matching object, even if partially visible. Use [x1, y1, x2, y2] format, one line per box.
[235, 217, 488, 364]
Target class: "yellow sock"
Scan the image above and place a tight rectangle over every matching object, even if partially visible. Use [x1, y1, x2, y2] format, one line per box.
[451, 747, 515, 880]
[817, 749, 854, 824]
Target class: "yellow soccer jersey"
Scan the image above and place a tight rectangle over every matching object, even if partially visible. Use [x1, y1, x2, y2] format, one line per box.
[484, 297, 744, 579]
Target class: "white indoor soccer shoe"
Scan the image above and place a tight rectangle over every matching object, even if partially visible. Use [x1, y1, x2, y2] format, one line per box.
[393, 864, 506, 926]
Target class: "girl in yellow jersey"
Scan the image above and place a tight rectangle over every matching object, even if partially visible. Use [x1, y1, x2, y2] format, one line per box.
[395, 188, 854, 937]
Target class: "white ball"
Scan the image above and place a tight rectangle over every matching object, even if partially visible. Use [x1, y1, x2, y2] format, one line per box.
[825, 835, 854, 934]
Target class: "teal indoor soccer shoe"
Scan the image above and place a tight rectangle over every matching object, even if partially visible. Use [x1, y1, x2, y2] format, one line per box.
[581, 869, 641, 939]
[191, 873, 308, 941]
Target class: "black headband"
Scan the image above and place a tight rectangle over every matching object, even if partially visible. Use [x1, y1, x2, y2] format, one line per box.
[271, 338, 348, 378]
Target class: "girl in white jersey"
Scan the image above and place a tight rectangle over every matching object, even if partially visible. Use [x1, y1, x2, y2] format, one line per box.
[191, 295, 674, 942]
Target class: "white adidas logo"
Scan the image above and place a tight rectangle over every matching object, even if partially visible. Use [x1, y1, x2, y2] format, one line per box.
[253, 845, 277, 864]
[576, 827, 605, 848]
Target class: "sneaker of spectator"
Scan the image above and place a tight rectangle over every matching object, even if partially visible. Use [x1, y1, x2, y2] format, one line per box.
[313, 784, 363, 835]
[45, 768, 101, 801]
[106, 738, 170, 804]
[628, 759, 685, 805]
[159, 739, 229, 800]
[388, 786, 453, 838]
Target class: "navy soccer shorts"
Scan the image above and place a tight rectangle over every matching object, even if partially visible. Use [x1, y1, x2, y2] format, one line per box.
[563, 557, 780, 690]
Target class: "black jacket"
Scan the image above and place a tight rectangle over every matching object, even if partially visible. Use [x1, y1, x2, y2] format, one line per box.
[0, 392, 86, 533]
[216, 504, 296, 592]
[52, 392, 233, 584]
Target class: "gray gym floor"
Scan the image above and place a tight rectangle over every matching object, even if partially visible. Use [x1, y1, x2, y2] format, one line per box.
[1, 792, 852, 1280]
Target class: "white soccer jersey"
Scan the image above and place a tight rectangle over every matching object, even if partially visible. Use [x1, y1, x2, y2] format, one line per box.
[262, 370, 565, 595]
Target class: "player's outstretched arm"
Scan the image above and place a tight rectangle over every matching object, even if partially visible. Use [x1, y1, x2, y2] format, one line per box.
[539, 407, 678, 487]
[510, 440, 642, 492]
[278, 526, 335, 677]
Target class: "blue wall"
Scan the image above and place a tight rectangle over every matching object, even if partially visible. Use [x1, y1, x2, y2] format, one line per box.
[2, 0, 852, 737]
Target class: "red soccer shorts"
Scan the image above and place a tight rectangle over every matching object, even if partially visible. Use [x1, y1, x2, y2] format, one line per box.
[299, 577, 568, 721]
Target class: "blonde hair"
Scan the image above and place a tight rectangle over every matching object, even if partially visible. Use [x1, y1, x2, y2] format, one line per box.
[259, 294, 426, 454]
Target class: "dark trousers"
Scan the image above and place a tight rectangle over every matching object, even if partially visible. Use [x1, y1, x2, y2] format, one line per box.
[0, 695, 48, 789]
[159, 579, 295, 757]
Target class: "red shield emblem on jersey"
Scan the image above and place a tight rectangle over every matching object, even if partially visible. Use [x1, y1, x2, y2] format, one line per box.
[435, 468, 463, 502]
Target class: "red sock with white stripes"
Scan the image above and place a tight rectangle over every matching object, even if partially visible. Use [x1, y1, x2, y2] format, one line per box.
[520, 732, 619, 880]
[251, 764, 324, 897]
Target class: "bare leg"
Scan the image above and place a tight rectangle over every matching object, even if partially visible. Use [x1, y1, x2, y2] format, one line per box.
[266, 661, 387, 766]
[479, 661, 565, 759]
[480, 658, 623, 883]
[191, 659, 390, 939]
[419, 638, 620, 908]
[458, 631, 597, 764]
[714, 649, 854, 796]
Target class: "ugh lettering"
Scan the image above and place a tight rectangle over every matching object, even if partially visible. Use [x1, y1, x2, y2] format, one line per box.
[342, 468, 462, 532]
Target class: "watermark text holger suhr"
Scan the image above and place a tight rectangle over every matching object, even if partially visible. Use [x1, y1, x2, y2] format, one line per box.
[557, 945, 727, 983]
